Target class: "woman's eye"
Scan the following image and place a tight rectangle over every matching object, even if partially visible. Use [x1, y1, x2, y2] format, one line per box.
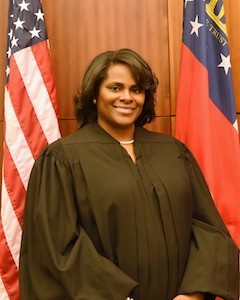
[132, 87, 142, 93]
[110, 85, 121, 91]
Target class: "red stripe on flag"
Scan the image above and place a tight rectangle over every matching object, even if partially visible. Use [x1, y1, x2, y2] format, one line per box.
[3, 144, 26, 227]
[8, 56, 49, 159]
[0, 220, 19, 300]
[208, 102, 240, 244]
[31, 41, 59, 116]
[176, 44, 213, 174]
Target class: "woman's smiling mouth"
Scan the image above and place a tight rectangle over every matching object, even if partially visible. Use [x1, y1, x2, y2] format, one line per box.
[113, 106, 135, 114]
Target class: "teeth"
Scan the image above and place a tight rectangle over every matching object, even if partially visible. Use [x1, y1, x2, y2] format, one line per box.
[114, 107, 134, 113]
[115, 106, 134, 110]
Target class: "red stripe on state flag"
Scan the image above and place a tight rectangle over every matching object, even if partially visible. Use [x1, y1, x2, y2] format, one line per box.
[176, 44, 213, 176]
[208, 103, 240, 244]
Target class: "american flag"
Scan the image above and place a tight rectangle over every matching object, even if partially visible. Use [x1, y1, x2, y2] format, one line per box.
[176, 0, 240, 248]
[0, 0, 61, 298]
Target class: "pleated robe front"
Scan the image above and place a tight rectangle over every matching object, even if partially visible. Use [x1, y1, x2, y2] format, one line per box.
[20, 123, 239, 300]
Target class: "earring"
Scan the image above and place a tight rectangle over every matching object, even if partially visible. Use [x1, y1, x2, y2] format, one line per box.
[93, 99, 97, 104]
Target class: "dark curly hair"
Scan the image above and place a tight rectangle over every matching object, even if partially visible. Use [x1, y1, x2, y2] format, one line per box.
[74, 48, 158, 128]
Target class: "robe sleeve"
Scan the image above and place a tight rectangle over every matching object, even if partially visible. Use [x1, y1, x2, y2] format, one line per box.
[177, 143, 239, 300]
[19, 141, 137, 300]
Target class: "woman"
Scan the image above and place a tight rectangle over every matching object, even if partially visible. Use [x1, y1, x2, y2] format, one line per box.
[20, 49, 239, 300]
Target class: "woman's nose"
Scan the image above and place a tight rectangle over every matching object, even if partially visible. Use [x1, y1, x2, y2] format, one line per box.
[120, 90, 133, 102]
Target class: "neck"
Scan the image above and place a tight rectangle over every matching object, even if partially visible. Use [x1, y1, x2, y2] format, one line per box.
[97, 121, 135, 142]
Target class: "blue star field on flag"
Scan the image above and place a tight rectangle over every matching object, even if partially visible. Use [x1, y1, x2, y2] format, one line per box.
[183, 0, 236, 126]
[6, 0, 47, 81]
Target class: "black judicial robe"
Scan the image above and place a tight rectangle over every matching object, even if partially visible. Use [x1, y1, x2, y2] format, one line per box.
[20, 122, 239, 300]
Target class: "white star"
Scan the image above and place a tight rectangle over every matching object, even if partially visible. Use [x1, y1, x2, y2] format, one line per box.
[18, 0, 30, 12]
[6, 65, 10, 77]
[190, 15, 204, 36]
[11, 36, 19, 47]
[218, 53, 231, 75]
[8, 28, 13, 40]
[29, 27, 41, 38]
[185, 0, 193, 7]
[35, 9, 44, 21]
[7, 47, 11, 59]
[14, 18, 25, 29]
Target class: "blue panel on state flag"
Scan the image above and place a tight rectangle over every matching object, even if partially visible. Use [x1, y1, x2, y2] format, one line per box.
[183, 0, 236, 125]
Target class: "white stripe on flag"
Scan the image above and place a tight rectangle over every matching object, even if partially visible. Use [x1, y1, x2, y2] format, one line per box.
[5, 87, 35, 189]
[14, 47, 61, 144]
[1, 176, 22, 268]
[233, 119, 239, 132]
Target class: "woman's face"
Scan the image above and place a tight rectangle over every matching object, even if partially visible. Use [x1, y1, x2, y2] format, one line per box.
[96, 63, 145, 136]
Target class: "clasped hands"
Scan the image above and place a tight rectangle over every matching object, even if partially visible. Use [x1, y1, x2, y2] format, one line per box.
[173, 293, 204, 300]
[125, 292, 204, 300]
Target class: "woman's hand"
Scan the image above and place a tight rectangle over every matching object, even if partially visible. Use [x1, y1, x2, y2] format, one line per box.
[125, 292, 204, 300]
[173, 293, 204, 300]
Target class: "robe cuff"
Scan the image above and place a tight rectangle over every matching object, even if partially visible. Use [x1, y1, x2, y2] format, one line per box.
[178, 219, 239, 300]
